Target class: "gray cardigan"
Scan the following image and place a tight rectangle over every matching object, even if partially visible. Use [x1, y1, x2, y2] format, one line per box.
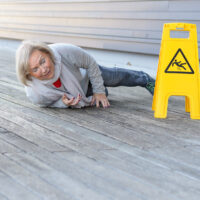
[25, 43, 105, 108]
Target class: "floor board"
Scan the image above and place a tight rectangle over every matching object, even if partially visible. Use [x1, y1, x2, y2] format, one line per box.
[0, 52, 200, 200]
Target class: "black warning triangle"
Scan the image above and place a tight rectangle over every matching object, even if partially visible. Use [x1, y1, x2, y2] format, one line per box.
[165, 48, 194, 74]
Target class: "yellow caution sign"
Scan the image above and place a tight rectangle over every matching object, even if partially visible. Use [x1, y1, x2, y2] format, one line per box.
[165, 48, 194, 74]
[152, 23, 200, 119]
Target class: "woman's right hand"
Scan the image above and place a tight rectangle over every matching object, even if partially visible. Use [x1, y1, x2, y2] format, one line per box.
[62, 93, 82, 107]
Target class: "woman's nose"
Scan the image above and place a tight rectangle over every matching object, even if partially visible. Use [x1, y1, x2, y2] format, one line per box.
[41, 65, 47, 74]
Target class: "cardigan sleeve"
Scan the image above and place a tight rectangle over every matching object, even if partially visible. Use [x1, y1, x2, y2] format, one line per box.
[25, 86, 68, 108]
[48, 97, 68, 108]
[51, 43, 106, 94]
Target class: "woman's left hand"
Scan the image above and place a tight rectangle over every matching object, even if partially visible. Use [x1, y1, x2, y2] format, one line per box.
[91, 93, 110, 108]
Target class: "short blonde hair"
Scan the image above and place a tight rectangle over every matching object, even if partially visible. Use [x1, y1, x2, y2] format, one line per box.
[16, 40, 55, 86]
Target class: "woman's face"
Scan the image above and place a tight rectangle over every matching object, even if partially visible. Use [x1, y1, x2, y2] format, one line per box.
[28, 50, 55, 80]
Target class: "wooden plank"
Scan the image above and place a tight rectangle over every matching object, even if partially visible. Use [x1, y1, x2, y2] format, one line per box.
[1, 82, 200, 170]
[5, 149, 174, 200]
[0, 94, 173, 150]
[0, 80, 24, 92]
[0, 17, 166, 30]
[55, 150, 200, 200]
[0, 127, 8, 134]
[1, 98, 198, 189]
[0, 154, 75, 200]
[5, 136, 200, 200]
[0, 193, 9, 200]
[0, 97, 196, 199]
[0, 138, 22, 154]
[0, 26, 160, 44]
[0, 112, 70, 153]
[0, 125, 54, 154]
[0, 0, 157, 3]
[0, 75, 197, 147]
[1, 48, 200, 200]
[1, 17, 200, 42]
[5, 152, 123, 200]
[1, 10, 200, 21]
[0, 100, 199, 197]
[0, 23, 163, 39]
[2, 130, 123, 199]
[0, 95, 200, 199]
[0, 120, 184, 199]
[0, 29, 161, 55]
[0, 74, 199, 139]
[0, 1, 169, 12]
[53, 151, 176, 200]
[0, 0, 199, 55]
[169, 0, 200, 11]
[0, 170, 41, 200]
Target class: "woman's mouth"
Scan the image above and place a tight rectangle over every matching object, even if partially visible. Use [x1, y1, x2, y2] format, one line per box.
[44, 70, 50, 77]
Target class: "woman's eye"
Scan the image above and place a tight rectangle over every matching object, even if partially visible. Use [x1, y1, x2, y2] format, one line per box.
[41, 58, 45, 64]
[33, 67, 38, 72]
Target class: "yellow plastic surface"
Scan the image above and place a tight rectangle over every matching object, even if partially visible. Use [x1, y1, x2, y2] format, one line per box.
[152, 23, 200, 119]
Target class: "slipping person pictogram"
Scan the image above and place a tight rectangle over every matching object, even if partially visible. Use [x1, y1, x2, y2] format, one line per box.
[172, 59, 186, 70]
[165, 48, 194, 74]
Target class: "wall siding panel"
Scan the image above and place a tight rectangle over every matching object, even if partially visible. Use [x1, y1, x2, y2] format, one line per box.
[0, 0, 199, 55]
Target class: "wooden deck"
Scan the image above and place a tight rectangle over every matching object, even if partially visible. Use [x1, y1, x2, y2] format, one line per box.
[0, 50, 200, 200]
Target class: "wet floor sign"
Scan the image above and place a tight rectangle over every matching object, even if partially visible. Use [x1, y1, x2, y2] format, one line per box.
[152, 23, 200, 119]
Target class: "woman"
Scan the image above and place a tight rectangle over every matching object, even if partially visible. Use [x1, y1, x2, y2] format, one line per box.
[16, 40, 155, 108]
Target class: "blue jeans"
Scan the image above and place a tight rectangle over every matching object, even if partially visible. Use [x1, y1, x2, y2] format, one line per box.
[86, 65, 153, 96]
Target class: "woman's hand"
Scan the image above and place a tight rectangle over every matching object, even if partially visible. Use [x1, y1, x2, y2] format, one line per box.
[62, 93, 81, 107]
[91, 93, 110, 108]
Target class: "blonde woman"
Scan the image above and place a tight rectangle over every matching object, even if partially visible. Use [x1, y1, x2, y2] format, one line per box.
[16, 40, 155, 108]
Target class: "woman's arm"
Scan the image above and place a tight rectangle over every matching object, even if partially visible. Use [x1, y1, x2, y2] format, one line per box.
[50, 43, 110, 108]
[25, 86, 68, 108]
[51, 43, 105, 94]
[67, 45, 110, 107]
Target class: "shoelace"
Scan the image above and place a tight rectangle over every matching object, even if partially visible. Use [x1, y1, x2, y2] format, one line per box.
[146, 82, 155, 91]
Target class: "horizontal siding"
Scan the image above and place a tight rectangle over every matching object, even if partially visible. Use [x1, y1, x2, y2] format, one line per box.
[0, 0, 200, 55]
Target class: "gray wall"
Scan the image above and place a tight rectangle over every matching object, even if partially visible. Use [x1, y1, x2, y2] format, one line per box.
[0, 0, 200, 55]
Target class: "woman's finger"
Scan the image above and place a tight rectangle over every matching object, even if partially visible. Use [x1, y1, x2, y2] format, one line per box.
[91, 96, 95, 105]
[68, 97, 75, 103]
[71, 98, 80, 106]
[71, 100, 79, 106]
[102, 99, 110, 108]
[71, 94, 82, 106]
[102, 100, 107, 108]
[62, 94, 68, 100]
[96, 99, 100, 108]
[64, 97, 75, 105]
[105, 99, 110, 107]
[62, 94, 73, 105]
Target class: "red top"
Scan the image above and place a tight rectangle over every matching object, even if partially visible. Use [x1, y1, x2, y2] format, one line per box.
[53, 78, 62, 88]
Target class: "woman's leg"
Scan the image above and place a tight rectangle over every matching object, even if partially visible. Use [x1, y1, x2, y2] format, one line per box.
[99, 65, 155, 95]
